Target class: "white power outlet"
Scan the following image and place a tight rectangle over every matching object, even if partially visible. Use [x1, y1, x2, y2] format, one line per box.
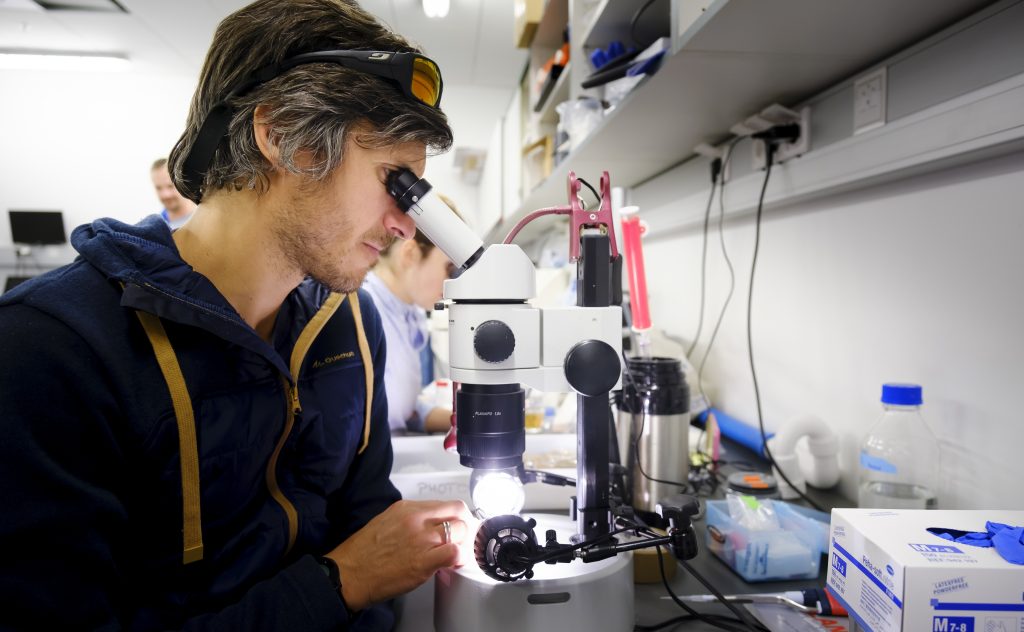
[774, 106, 811, 164]
[751, 106, 811, 169]
[853, 66, 887, 134]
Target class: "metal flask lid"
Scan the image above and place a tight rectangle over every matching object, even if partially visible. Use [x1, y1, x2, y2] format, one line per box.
[617, 356, 689, 416]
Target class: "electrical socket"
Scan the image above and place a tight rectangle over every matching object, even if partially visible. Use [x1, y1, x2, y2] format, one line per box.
[751, 106, 811, 169]
[773, 106, 811, 163]
[853, 66, 887, 134]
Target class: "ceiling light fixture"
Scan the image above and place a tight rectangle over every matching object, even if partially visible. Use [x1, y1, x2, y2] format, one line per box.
[422, 0, 449, 19]
[0, 50, 130, 72]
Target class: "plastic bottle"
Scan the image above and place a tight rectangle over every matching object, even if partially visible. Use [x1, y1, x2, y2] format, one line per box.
[857, 383, 939, 509]
[524, 389, 545, 433]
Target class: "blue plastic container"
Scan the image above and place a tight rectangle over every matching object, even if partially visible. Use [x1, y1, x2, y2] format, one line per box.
[704, 499, 826, 582]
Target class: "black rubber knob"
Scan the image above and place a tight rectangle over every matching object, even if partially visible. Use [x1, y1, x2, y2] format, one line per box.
[473, 320, 515, 363]
[564, 340, 620, 396]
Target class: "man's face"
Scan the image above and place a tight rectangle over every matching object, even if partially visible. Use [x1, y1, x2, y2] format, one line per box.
[271, 135, 423, 293]
[151, 165, 188, 215]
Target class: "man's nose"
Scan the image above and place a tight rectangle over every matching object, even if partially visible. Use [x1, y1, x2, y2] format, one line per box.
[385, 204, 416, 240]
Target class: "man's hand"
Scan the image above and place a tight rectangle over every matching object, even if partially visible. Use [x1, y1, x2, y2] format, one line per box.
[327, 499, 478, 612]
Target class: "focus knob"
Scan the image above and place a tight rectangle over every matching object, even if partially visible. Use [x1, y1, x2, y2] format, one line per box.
[473, 320, 515, 363]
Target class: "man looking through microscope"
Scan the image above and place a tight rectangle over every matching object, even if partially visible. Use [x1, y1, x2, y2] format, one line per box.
[0, 0, 474, 629]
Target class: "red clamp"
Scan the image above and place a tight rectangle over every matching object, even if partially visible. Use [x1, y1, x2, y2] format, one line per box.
[568, 171, 619, 262]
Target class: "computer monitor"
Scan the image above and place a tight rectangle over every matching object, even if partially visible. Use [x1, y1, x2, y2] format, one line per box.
[9, 210, 67, 246]
[4, 275, 32, 293]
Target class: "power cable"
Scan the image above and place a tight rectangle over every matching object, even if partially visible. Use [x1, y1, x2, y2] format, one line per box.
[685, 158, 721, 359]
[654, 544, 767, 632]
[746, 142, 825, 512]
[696, 138, 742, 406]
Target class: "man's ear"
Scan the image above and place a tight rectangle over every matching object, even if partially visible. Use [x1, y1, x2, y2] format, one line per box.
[252, 105, 280, 165]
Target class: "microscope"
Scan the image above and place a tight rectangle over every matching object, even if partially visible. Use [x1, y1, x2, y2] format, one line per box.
[387, 169, 700, 632]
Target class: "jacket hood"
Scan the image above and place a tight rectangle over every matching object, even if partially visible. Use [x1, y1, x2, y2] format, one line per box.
[72, 215, 295, 378]
[72, 215, 232, 313]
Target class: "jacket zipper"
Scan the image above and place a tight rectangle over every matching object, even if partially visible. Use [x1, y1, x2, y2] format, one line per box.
[264, 291, 346, 559]
[266, 376, 302, 557]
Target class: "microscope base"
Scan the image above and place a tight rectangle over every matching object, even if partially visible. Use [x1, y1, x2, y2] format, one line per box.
[434, 514, 634, 632]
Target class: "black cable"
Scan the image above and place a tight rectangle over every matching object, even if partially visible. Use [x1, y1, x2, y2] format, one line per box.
[512, 524, 635, 565]
[685, 158, 721, 359]
[577, 177, 601, 209]
[678, 557, 768, 632]
[636, 613, 766, 632]
[696, 138, 741, 405]
[746, 145, 826, 513]
[654, 545, 765, 632]
[619, 350, 691, 491]
[630, 0, 666, 49]
[635, 613, 702, 631]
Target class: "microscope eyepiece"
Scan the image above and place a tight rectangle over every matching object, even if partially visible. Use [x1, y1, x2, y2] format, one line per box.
[383, 168, 484, 270]
[386, 168, 431, 213]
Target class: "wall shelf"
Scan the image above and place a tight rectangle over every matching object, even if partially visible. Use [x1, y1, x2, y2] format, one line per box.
[533, 63, 571, 125]
[485, 0, 989, 245]
[578, 0, 669, 52]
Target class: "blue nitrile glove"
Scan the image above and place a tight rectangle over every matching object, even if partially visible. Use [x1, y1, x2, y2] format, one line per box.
[989, 522, 1024, 565]
[933, 522, 1024, 565]
[625, 51, 666, 78]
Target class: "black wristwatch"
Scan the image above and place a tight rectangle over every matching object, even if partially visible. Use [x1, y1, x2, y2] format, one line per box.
[317, 556, 355, 617]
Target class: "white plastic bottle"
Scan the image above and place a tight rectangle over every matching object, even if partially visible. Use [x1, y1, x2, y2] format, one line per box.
[858, 383, 939, 509]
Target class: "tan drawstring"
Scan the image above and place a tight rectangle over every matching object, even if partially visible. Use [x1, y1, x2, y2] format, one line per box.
[136, 289, 374, 564]
[347, 292, 374, 454]
[134, 310, 204, 564]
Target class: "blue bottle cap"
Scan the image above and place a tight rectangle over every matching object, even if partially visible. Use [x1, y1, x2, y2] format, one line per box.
[881, 383, 923, 406]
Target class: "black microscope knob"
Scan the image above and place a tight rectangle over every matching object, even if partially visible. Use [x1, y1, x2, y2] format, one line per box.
[473, 320, 516, 363]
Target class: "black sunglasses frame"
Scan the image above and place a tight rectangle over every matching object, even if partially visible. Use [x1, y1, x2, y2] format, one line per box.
[180, 50, 443, 201]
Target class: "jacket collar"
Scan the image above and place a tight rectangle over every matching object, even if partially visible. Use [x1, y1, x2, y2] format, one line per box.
[72, 215, 305, 379]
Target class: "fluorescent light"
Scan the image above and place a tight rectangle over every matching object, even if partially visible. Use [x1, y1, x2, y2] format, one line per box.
[0, 50, 130, 72]
[422, 0, 449, 19]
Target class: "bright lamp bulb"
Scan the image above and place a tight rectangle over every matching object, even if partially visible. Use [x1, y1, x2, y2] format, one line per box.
[422, 0, 449, 18]
[470, 468, 525, 518]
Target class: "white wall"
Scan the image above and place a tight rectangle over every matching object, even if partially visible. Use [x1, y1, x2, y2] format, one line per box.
[0, 69, 198, 245]
[423, 84, 511, 229]
[636, 149, 1024, 510]
[0, 72, 510, 248]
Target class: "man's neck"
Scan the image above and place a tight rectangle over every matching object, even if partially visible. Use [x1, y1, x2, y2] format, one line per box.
[172, 190, 302, 342]
[166, 206, 193, 221]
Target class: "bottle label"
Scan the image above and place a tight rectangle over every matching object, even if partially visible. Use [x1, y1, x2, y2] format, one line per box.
[860, 452, 898, 474]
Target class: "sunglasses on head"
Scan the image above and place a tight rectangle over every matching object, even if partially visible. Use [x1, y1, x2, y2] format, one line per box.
[181, 49, 444, 200]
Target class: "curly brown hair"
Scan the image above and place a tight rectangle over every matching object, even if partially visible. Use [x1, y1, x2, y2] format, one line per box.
[168, 0, 453, 203]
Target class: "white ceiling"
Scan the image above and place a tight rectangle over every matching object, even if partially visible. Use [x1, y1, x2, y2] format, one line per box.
[0, 0, 527, 88]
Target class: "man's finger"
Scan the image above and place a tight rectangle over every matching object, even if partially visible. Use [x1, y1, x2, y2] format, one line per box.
[422, 542, 460, 571]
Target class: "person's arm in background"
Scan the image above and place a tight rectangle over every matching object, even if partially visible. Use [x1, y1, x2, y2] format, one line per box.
[407, 395, 451, 434]
[0, 304, 356, 632]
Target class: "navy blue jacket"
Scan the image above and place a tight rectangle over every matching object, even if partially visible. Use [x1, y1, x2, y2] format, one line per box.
[0, 216, 401, 630]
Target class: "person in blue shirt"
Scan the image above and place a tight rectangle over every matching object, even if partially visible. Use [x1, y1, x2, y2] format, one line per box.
[364, 217, 457, 434]
[150, 157, 196, 229]
[0, 1, 475, 630]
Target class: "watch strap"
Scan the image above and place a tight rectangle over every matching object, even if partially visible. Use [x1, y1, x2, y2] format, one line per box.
[317, 556, 355, 617]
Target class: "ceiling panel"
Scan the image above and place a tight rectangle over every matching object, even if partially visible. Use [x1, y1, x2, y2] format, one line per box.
[0, 0, 525, 88]
[475, 0, 525, 87]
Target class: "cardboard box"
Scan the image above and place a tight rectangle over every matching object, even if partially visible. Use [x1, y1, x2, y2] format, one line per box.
[513, 0, 542, 48]
[826, 509, 1024, 632]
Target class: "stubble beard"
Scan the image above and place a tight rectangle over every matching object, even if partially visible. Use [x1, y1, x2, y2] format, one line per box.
[273, 214, 394, 294]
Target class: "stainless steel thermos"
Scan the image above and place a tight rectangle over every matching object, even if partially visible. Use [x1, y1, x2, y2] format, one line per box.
[615, 356, 690, 514]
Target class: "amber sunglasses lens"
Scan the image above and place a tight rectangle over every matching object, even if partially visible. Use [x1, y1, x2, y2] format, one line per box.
[411, 57, 442, 107]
